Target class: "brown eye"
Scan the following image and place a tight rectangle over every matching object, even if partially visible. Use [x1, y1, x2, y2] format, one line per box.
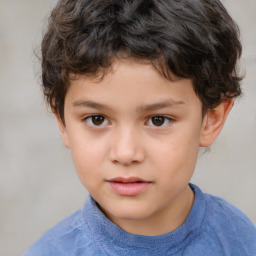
[147, 116, 171, 127]
[85, 115, 109, 127]
[152, 116, 165, 126]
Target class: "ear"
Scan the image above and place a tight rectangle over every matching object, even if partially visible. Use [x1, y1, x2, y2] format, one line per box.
[199, 98, 234, 147]
[53, 110, 70, 149]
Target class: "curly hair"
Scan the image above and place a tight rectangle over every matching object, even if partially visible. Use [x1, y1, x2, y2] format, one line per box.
[41, 0, 242, 122]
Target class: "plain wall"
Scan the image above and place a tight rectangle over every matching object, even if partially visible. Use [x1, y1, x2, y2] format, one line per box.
[0, 0, 255, 255]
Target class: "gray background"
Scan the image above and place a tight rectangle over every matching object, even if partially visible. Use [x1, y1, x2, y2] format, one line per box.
[0, 0, 255, 255]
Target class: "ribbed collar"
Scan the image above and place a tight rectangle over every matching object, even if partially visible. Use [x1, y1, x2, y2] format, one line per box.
[83, 184, 206, 254]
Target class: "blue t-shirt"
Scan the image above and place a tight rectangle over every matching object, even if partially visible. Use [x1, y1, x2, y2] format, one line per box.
[23, 184, 256, 255]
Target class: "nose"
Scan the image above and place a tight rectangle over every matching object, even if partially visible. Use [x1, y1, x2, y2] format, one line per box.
[109, 126, 145, 166]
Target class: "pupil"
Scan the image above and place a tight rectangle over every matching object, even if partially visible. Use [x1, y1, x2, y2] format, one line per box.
[152, 116, 164, 126]
[92, 116, 104, 125]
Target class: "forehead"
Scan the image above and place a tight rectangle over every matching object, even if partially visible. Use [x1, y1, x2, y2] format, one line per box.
[65, 59, 201, 112]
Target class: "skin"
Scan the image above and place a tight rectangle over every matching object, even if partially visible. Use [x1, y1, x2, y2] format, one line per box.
[56, 59, 233, 236]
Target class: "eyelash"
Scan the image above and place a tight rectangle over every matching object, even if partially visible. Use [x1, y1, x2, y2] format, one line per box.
[83, 115, 173, 128]
[83, 115, 110, 127]
[146, 116, 173, 127]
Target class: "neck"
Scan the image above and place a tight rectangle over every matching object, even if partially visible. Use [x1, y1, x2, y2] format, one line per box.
[102, 185, 195, 236]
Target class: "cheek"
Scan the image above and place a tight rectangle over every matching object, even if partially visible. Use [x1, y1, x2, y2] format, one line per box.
[69, 136, 108, 185]
[69, 128, 108, 163]
[150, 127, 200, 176]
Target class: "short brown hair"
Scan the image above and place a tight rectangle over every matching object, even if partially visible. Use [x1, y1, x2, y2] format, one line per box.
[41, 0, 242, 122]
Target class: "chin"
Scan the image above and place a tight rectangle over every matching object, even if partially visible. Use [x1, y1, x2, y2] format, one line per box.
[104, 201, 154, 221]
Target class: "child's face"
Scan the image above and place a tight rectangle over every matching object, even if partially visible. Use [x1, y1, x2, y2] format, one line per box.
[58, 60, 209, 234]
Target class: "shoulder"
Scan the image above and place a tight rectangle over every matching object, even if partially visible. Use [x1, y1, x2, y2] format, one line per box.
[203, 192, 255, 230]
[200, 191, 256, 255]
[22, 209, 93, 256]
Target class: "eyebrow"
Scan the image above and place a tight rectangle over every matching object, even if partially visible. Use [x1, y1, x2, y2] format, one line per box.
[136, 100, 185, 112]
[72, 99, 185, 112]
[73, 100, 110, 110]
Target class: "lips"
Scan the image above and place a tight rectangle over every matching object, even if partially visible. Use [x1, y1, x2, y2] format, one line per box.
[107, 177, 152, 196]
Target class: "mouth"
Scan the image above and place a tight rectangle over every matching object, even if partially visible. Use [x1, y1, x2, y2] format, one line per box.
[107, 177, 152, 196]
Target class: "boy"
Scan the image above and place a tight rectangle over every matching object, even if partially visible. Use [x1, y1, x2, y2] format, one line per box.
[24, 0, 256, 255]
